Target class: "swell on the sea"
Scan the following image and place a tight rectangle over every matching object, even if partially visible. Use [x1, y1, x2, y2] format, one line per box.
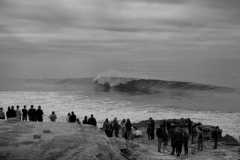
[25, 76, 233, 94]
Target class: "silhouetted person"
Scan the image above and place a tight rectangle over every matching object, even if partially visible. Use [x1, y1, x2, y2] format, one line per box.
[120, 119, 126, 137]
[10, 106, 16, 118]
[49, 111, 57, 122]
[82, 116, 88, 124]
[66, 113, 71, 122]
[113, 117, 119, 137]
[28, 105, 36, 121]
[22, 106, 28, 121]
[172, 127, 183, 157]
[191, 124, 197, 144]
[0, 107, 5, 120]
[187, 118, 192, 135]
[16, 106, 22, 121]
[36, 106, 44, 122]
[197, 126, 203, 151]
[147, 124, 153, 140]
[212, 126, 222, 149]
[149, 117, 155, 140]
[156, 124, 168, 153]
[182, 128, 190, 155]
[69, 111, 77, 123]
[125, 119, 132, 140]
[103, 118, 110, 136]
[6, 107, 11, 119]
[88, 114, 97, 126]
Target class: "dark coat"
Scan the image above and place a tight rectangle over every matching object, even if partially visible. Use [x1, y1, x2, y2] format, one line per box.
[70, 114, 77, 123]
[156, 127, 168, 141]
[36, 109, 44, 121]
[125, 122, 132, 131]
[173, 130, 183, 142]
[88, 117, 97, 126]
[22, 109, 28, 117]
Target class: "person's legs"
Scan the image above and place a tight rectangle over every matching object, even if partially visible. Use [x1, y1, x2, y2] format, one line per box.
[200, 140, 203, 151]
[152, 128, 155, 140]
[184, 142, 188, 155]
[158, 138, 163, 152]
[213, 139, 218, 149]
[171, 139, 175, 155]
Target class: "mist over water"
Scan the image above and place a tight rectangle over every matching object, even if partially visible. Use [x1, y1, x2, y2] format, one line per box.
[0, 59, 240, 138]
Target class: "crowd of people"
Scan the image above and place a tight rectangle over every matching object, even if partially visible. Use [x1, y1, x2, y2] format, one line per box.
[0, 105, 44, 122]
[0, 106, 222, 157]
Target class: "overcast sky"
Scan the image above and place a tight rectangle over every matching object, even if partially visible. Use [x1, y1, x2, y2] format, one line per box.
[0, 0, 240, 60]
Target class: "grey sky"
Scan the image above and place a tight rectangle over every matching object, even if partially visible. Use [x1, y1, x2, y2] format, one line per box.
[0, 0, 240, 60]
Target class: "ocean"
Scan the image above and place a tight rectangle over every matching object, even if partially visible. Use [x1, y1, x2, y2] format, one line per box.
[0, 58, 240, 138]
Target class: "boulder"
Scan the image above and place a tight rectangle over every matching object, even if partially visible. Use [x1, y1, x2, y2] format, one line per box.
[221, 134, 239, 146]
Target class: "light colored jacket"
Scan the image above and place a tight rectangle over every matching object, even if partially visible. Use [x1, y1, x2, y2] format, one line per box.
[49, 114, 57, 122]
[16, 109, 22, 119]
[0, 110, 5, 119]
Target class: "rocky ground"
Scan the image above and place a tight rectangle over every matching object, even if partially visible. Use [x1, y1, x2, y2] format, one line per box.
[0, 119, 239, 160]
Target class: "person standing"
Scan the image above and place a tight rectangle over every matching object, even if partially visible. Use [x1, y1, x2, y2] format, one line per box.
[113, 118, 120, 137]
[22, 106, 28, 121]
[88, 114, 97, 126]
[15, 106, 22, 121]
[69, 111, 77, 123]
[197, 126, 203, 151]
[120, 119, 126, 138]
[82, 116, 88, 124]
[103, 118, 110, 137]
[156, 124, 168, 153]
[36, 106, 44, 122]
[212, 126, 221, 149]
[10, 106, 16, 118]
[149, 117, 155, 140]
[187, 118, 192, 135]
[182, 129, 190, 155]
[125, 119, 132, 140]
[66, 113, 71, 122]
[172, 127, 183, 157]
[28, 105, 36, 121]
[6, 107, 11, 119]
[49, 111, 57, 122]
[147, 124, 153, 140]
[0, 107, 5, 120]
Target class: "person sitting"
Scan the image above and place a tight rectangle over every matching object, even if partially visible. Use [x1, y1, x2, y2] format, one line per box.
[82, 116, 88, 124]
[69, 111, 77, 123]
[0, 107, 5, 120]
[49, 111, 57, 122]
[88, 114, 97, 126]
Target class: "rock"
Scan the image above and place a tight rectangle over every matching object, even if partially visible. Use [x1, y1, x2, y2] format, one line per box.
[222, 156, 233, 159]
[222, 134, 239, 146]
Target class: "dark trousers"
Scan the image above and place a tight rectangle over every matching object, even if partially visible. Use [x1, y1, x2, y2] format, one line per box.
[213, 138, 218, 149]
[148, 134, 152, 140]
[175, 140, 182, 156]
[184, 141, 188, 154]
[198, 139, 203, 151]
[114, 128, 119, 137]
[22, 116, 27, 121]
[171, 139, 176, 155]
[151, 128, 155, 140]
[105, 130, 109, 137]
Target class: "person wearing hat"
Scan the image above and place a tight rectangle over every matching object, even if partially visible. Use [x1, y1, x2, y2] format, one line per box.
[0, 107, 5, 120]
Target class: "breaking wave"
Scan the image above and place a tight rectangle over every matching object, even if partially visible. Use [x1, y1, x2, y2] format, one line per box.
[26, 76, 232, 94]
